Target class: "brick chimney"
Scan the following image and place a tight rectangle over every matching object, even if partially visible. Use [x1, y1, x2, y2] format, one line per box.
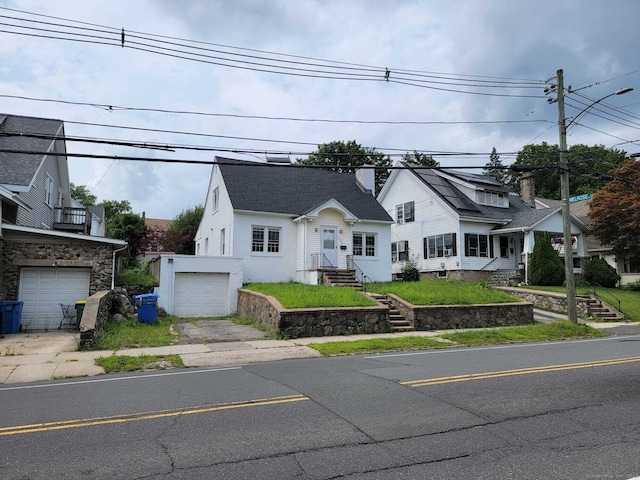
[520, 171, 536, 206]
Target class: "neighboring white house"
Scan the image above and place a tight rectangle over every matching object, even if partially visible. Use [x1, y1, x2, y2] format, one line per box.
[194, 157, 393, 285]
[535, 197, 640, 286]
[377, 163, 591, 283]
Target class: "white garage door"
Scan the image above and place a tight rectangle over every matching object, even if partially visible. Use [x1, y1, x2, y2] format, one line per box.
[173, 272, 230, 318]
[18, 267, 91, 330]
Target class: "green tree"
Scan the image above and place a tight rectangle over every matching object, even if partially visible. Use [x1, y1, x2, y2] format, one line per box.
[69, 183, 97, 206]
[402, 151, 439, 167]
[483, 147, 508, 185]
[529, 232, 565, 286]
[583, 258, 620, 288]
[590, 158, 640, 266]
[297, 140, 391, 194]
[108, 212, 148, 259]
[99, 199, 132, 230]
[168, 205, 204, 254]
[508, 142, 626, 199]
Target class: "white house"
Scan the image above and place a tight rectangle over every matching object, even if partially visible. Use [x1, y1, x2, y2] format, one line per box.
[194, 158, 393, 285]
[377, 163, 591, 283]
[535, 197, 640, 286]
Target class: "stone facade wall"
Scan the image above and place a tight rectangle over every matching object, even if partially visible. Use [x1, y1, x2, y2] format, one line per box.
[496, 287, 590, 317]
[1, 240, 114, 299]
[237, 289, 392, 338]
[79, 290, 114, 348]
[388, 294, 534, 330]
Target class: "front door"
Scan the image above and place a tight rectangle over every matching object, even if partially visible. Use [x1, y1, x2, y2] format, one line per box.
[321, 226, 338, 268]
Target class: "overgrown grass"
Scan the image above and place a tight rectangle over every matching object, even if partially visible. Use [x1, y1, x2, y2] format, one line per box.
[90, 316, 181, 350]
[96, 354, 184, 373]
[370, 280, 519, 305]
[440, 321, 606, 346]
[243, 282, 378, 308]
[231, 315, 278, 338]
[115, 266, 159, 287]
[310, 337, 448, 355]
[308, 321, 607, 356]
[521, 284, 640, 321]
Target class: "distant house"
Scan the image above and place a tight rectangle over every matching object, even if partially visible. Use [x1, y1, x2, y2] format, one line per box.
[535, 197, 639, 286]
[0, 113, 127, 330]
[377, 163, 590, 284]
[140, 213, 175, 260]
[195, 158, 393, 284]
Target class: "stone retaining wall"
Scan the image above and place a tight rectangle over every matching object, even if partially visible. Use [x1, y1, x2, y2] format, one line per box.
[237, 289, 391, 338]
[79, 290, 115, 348]
[388, 294, 534, 330]
[496, 287, 590, 317]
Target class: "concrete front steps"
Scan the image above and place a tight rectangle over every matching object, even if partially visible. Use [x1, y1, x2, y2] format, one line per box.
[584, 294, 625, 321]
[322, 269, 363, 290]
[369, 293, 415, 332]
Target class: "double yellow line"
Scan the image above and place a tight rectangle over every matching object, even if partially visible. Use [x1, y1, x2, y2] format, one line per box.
[0, 394, 308, 437]
[402, 355, 640, 388]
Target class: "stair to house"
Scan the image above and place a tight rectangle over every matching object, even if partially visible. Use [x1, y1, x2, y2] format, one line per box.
[322, 269, 363, 290]
[585, 294, 625, 321]
[369, 293, 415, 332]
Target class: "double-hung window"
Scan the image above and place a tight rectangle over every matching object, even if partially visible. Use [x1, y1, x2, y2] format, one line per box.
[353, 233, 376, 257]
[391, 240, 409, 262]
[395, 201, 415, 224]
[252, 226, 281, 253]
[44, 174, 54, 208]
[212, 187, 219, 213]
[424, 233, 457, 258]
[464, 233, 493, 258]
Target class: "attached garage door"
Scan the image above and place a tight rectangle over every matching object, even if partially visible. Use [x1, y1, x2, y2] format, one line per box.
[19, 267, 91, 330]
[173, 272, 230, 317]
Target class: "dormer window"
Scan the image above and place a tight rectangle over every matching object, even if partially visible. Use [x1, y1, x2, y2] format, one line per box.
[477, 190, 508, 207]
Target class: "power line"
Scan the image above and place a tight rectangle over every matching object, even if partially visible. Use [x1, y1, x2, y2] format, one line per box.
[0, 94, 555, 127]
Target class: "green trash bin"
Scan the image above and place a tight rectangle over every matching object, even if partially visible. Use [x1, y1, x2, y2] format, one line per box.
[75, 301, 86, 329]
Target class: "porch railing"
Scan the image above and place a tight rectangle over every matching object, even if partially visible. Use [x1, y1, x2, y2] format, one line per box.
[311, 253, 336, 270]
[53, 207, 91, 234]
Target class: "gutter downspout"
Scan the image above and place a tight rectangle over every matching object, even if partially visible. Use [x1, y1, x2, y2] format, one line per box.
[111, 244, 128, 290]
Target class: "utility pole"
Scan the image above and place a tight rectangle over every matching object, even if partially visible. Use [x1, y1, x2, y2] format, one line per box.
[556, 69, 578, 323]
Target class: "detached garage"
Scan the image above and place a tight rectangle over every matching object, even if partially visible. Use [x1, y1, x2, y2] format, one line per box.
[19, 267, 90, 330]
[173, 272, 230, 317]
[154, 255, 243, 317]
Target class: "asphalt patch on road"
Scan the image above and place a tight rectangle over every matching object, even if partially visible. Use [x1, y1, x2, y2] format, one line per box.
[175, 319, 268, 344]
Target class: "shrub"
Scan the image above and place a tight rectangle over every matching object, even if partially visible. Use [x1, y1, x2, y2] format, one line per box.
[400, 256, 421, 282]
[116, 261, 159, 287]
[583, 258, 620, 288]
[622, 279, 640, 291]
[529, 232, 565, 286]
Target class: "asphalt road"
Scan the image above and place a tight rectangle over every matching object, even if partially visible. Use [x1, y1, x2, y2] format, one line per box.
[1, 335, 639, 479]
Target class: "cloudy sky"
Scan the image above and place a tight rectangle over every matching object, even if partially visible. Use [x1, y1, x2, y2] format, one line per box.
[2, 0, 639, 219]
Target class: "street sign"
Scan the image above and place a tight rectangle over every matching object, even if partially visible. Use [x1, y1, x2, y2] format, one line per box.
[569, 193, 591, 203]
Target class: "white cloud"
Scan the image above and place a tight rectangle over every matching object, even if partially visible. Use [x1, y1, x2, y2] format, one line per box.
[2, 0, 640, 218]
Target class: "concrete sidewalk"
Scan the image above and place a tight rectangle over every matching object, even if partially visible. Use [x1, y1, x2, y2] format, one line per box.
[1, 313, 638, 385]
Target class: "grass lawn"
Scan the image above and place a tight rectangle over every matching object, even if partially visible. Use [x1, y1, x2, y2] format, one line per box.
[96, 354, 184, 373]
[521, 285, 640, 321]
[89, 315, 182, 350]
[243, 282, 378, 308]
[309, 321, 606, 355]
[369, 280, 519, 305]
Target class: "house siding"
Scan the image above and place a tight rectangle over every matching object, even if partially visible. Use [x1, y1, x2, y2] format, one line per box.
[233, 211, 297, 283]
[15, 154, 61, 229]
[195, 166, 234, 257]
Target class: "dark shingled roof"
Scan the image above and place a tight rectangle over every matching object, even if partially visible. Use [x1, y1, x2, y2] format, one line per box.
[217, 158, 393, 222]
[0, 114, 64, 186]
[407, 165, 548, 228]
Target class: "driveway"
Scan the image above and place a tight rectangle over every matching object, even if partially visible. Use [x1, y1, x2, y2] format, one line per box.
[175, 319, 269, 344]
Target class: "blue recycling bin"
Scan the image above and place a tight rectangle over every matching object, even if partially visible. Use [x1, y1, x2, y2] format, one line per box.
[133, 293, 158, 324]
[1, 300, 24, 334]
